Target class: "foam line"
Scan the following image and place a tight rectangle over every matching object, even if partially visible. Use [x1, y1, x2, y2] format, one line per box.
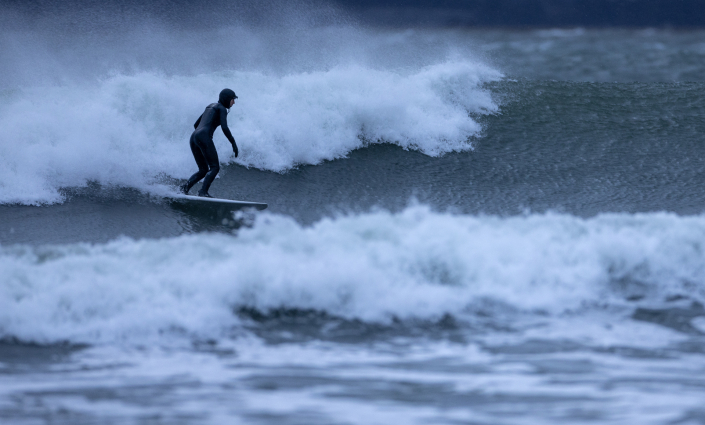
[1, 206, 703, 345]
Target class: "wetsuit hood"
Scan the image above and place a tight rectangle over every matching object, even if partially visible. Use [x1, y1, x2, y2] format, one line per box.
[218, 88, 237, 108]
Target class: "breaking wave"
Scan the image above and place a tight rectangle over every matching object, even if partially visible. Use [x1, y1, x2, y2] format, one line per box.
[0, 60, 500, 205]
[2, 206, 704, 345]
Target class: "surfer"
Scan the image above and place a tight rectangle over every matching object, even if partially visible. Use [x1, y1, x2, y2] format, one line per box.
[180, 88, 239, 197]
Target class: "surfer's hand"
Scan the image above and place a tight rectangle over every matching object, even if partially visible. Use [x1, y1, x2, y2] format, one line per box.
[232, 143, 239, 157]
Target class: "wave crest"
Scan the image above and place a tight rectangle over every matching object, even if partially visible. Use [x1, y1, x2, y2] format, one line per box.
[0, 60, 501, 205]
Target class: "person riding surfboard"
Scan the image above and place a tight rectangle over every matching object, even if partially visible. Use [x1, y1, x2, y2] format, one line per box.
[180, 88, 239, 197]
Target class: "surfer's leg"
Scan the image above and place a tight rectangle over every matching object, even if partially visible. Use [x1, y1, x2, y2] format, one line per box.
[198, 139, 220, 196]
[183, 134, 209, 193]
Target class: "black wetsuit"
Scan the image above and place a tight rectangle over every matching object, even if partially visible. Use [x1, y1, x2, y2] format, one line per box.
[183, 101, 237, 195]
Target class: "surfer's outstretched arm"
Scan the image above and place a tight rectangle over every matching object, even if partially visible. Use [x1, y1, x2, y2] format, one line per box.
[219, 106, 238, 157]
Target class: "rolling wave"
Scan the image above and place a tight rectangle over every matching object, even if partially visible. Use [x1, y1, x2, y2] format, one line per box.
[0, 61, 500, 205]
[2, 206, 704, 345]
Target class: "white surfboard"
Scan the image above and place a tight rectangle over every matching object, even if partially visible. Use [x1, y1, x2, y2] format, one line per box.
[169, 194, 267, 210]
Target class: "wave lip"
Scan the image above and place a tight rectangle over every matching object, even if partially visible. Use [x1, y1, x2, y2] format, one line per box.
[1, 206, 704, 345]
[235, 60, 501, 171]
[0, 60, 501, 205]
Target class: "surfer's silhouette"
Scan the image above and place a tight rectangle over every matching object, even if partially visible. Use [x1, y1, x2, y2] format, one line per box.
[180, 88, 239, 197]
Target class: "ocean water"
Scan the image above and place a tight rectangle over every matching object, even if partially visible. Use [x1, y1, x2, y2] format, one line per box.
[2, 6, 705, 424]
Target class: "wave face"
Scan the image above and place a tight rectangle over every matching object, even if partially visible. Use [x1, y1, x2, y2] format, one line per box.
[2, 206, 704, 345]
[0, 63, 499, 205]
[0, 5, 501, 206]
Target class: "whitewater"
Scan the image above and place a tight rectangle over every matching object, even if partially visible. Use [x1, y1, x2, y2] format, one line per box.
[3, 206, 705, 345]
[3, 1, 705, 423]
[0, 61, 500, 205]
[4, 207, 705, 424]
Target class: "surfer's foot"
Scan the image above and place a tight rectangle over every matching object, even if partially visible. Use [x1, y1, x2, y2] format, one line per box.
[198, 191, 213, 198]
[179, 184, 190, 195]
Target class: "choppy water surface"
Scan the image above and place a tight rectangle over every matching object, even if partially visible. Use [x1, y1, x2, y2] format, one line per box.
[2, 14, 705, 425]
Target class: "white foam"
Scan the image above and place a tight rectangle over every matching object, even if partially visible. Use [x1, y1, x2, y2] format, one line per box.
[0, 59, 500, 205]
[1, 206, 704, 345]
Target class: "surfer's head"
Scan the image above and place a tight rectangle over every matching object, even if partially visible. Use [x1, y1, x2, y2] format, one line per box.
[219, 88, 238, 108]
